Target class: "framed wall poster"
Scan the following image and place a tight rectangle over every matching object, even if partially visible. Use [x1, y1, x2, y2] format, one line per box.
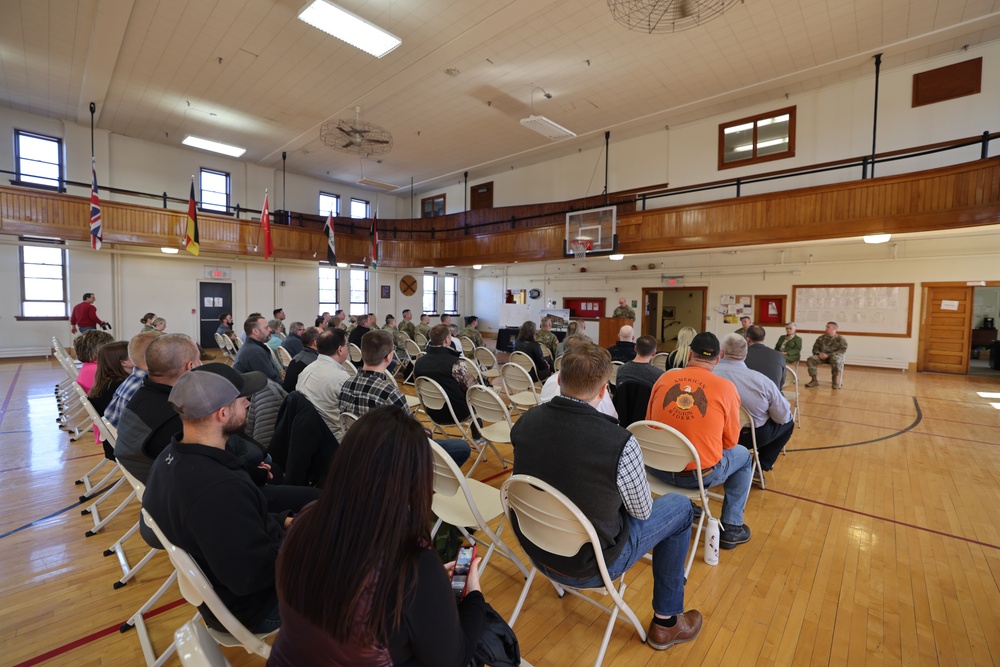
[663, 307, 676, 319]
[381, 285, 391, 299]
[754, 295, 786, 325]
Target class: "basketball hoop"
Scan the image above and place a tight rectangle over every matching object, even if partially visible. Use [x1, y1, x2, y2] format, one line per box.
[569, 238, 593, 258]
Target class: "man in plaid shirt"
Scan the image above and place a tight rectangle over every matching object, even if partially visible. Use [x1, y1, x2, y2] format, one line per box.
[339, 330, 470, 466]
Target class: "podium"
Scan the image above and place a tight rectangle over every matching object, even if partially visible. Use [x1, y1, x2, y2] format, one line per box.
[598, 317, 633, 349]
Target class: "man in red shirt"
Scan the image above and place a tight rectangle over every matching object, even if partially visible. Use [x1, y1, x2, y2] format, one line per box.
[70, 293, 106, 334]
[646, 332, 753, 549]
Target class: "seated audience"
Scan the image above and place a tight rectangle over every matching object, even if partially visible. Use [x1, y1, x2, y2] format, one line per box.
[88, 340, 133, 457]
[513, 320, 551, 382]
[646, 332, 753, 549]
[266, 320, 284, 352]
[282, 327, 320, 393]
[105, 331, 161, 428]
[744, 325, 786, 388]
[280, 322, 305, 357]
[398, 308, 416, 340]
[511, 343, 702, 651]
[555, 321, 591, 357]
[140, 312, 157, 332]
[217, 313, 236, 340]
[73, 329, 115, 393]
[616, 335, 665, 387]
[414, 324, 483, 442]
[143, 364, 285, 634]
[269, 407, 488, 666]
[273, 308, 287, 337]
[458, 315, 484, 349]
[415, 313, 432, 340]
[534, 317, 558, 358]
[234, 315, 282, 382]
[734, 316, 752, 336]
[384, 315, 410, 376]
[607, 325, 637, 363]
[714, 334, 795, 475]
[296, 328, 352, 441]
[540, 335, 617, 418]
[151, 317, 167, 332]
[448, 324, 464, 354]
[348, 313, 372, 348]
[805, 322, 848, 389]
[775, 322, 803, 366]
[666, 327, 697, 370]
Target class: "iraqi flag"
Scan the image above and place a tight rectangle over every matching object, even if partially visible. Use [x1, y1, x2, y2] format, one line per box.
[184, 180, 200, 256]
[323, 211, 336, 265]
[369, 213, 378, 269]
[90, 157, 102, 250]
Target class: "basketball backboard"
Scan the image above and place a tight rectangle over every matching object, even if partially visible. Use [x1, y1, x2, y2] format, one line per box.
[564, 206, 618, 258]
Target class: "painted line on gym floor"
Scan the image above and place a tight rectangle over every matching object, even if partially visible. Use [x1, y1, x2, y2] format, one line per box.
[768, 488, 1000, 551]
[802, 405, 999, 429]
[480, 467, 514, 484]
[0, 451, 104, 475]
[0, 485, 111, 540]
[792, 397, 922, 452]
[11, 598, 187, 667]
[0, 364, 24, 429]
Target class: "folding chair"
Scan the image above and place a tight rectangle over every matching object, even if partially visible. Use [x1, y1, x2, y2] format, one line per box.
[540, 345, 553, 361]
[466, 385, 514, 470]
[414, 331, 428, 348]
[739, 406, 766, 489]
[509, 350, 537, 379]
[499, 363, 540, 415]
[553, 354, 563, 372]
[651, 352, 669, 371]
[783, 365, 801, 429]
[276, 346, 292, 368]
[428, 440, 527, 577]
[339, 411, 359, 433]
[348, 342, 363, 365]
[342, 360, 357, 376]
[415, 377, 495, 475]
[382, 369, 421, 412]
[142, 510, 275, 659]
[609, 360, 624, 389]
[175, 620, 233, 667]
[627, 420, 721, 578]
[473, 346, 501, 381]
[213, 334, 234, 365]
[403, 339, 423, 385]
[460, 336, 476, 358]
[501, 475, 647, 667]
[460, 356, 486, 386]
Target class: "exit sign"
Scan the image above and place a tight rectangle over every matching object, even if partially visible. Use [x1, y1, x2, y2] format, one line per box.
[204, 266, 231, 280]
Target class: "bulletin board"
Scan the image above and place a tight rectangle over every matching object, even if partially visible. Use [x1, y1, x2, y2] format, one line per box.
[792, 284, 914, 337]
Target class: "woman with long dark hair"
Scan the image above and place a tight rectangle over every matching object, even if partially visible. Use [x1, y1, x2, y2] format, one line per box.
[269, 406, 487, 666]
[513, 320, 551, 382]
[88, 341, 133, 414]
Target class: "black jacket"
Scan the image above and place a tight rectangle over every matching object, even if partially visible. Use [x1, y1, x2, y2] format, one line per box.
[270, 391, 339, 487]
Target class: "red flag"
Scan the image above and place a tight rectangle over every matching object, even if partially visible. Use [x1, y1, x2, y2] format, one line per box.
[370, 212, 378, 269]
[261, 192, 273, 261]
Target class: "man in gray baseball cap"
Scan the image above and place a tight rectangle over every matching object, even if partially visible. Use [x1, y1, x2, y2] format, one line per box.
[142, 363, 286, 634]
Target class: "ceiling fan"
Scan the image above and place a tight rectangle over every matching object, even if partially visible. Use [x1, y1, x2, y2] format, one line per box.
[321, 106, 393, 156]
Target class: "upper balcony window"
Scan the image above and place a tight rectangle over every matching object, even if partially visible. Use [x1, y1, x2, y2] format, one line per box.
[719, 106, 795, 170]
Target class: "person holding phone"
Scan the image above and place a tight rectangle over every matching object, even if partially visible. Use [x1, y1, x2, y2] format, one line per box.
[269, 406, 489, 666]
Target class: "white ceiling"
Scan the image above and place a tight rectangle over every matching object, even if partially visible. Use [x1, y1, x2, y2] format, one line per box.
[2, 0, 999, 196]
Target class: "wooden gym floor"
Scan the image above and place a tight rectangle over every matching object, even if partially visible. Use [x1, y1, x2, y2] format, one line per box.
[1, 358, 998, 666]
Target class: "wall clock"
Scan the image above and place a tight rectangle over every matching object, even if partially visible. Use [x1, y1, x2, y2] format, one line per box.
[528, 288, 541, 300]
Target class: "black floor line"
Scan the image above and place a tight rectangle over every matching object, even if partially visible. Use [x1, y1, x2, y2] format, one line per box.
[791, 396, 923, 452]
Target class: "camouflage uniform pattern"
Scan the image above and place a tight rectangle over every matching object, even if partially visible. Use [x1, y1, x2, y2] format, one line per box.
[399, 319, 416, 340]
[734, 327, 748, 337]
[613, 305, 636, 320]
[459, 326, 483, 348]
[387, 326, 409, 359]
[415, 323, 432, 340]
[534, 329, 558, 357]
[806, 334, 848, 384]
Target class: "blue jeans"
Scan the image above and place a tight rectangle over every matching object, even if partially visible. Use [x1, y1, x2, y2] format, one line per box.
[538, 494, 692, 617]
[649, 445, 753, 526]
[435, 438, 470, 466]
[249, 600, 281, 633]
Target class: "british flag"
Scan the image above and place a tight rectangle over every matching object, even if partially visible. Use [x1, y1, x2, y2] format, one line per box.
[90, 157, 102, 250]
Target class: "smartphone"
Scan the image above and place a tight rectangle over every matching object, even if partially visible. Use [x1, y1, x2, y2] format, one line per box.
[451, 545, 476, 599]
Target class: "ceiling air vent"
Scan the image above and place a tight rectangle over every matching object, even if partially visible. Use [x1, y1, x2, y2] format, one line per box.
[519, 115, 576, 141]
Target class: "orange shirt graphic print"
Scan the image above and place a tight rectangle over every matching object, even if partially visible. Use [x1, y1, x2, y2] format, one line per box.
[662, 383, 709, 417]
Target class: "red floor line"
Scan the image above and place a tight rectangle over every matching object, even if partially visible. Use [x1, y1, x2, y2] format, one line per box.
[0, 364, 24, 429]
[768, 488, 1000, 551]
[480, 468, 513, 484]
[12, 598, 186, 667]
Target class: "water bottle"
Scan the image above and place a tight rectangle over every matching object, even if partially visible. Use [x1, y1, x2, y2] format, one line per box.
[703, 517, 720, 566]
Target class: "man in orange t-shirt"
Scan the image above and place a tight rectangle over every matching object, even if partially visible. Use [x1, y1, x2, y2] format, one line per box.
[647, 332, 754, 549]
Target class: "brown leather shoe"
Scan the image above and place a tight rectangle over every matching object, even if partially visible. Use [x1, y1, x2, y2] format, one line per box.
[647, 610, 703, 650]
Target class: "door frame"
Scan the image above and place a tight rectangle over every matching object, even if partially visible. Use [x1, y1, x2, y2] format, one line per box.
[916, 280, 1000, 373]
[640, 286, 708, 343]
[197, 280, 234, 349]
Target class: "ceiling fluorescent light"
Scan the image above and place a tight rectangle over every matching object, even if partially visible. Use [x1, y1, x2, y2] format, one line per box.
[609, 254, 625, 261]
[160, 247, 179, 254]
[298, 0, 401, 58]
[182, 135, 246, 157]
[356, 177, 399, 191]
[864, 233, 892, 244]
[520, 115, 576, 141]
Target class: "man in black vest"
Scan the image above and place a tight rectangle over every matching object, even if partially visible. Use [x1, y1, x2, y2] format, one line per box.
[413, 324, 482, 441]
[744, 325, 786, 388]
[510, 343, 702, 652]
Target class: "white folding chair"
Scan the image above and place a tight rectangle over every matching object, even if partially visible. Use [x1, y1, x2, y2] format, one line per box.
[339, 411, 359, 433]
[609, 360, 624, 388]
[509, 350, 537, 379]
[175, 620, 233, 667]
[499, 363, 540, 415]
[428, 440, 527, 578]
[739, 406, 766, 489]
[627, 420, 721, 578]
[342, 360, 358, 376]
[465, 385, 514, 471]
[473, 346, 501, 380]
[276, 346, 292, 368]
[501, 475, 647, 667]
[783, 365, 801, 430]
[553, 354, 564, 372]
[540, 344, 553, 360]
[348, 342, 363, 365]
[142, 510, 275, 659]
[415, 377, 490, 473]
[651, 352, 669, 371]
[403, 339, 423, 385]
[414, 331, 428, 348]
[213, 334, 234, 365]
[460, 356, 486, 386]
[460, 336, 476, 358]
[383, 369, 421, 412]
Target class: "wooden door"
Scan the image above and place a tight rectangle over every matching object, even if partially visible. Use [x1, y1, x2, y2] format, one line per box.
[470, 182, 493, 210]
[918, 283, 972, 374]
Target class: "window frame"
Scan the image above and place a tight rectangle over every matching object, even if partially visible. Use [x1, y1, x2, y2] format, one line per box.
[718, 106, 796, 170]
[13, 130, 64, 191]
[319, 191, 341, 217]
[319, 266, 340, 315]
[199, 168, 231, 214]
[421, 193, 446, 218]
[422, 271, 439, 316]
[443, 273, 459, 315]
[349, 267, 369, 315]
[350, 198, 370, 219]
[15, 236, 69, 320]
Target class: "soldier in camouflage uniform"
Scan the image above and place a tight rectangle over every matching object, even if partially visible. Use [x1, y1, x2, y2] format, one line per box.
[458, 315, 484, 349]
[383, 315, 411, 374]
[534, 317, 558, 358]
[612, 297, 635, 320]
[415, 313, 432, 341]
[399, 308, 416, 340]
[734, 316, 751, 337]
[805, 321, 848, 389]
[367, 313, 380, 330]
